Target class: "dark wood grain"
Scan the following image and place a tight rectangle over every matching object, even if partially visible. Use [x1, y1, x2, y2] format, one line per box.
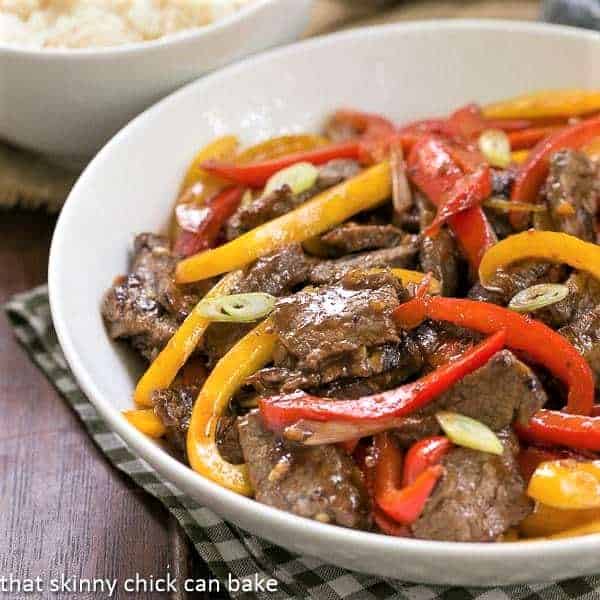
[0, 210, 203, 599]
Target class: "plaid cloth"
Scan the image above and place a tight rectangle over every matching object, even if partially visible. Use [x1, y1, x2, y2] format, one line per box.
[6, 286, 600, 600]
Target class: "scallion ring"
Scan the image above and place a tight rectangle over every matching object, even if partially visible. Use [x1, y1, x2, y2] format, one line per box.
[197, 293, 276, 322]
[508, 283, 570, 313]
[436, 411, 503, 456]
[478, 129, 511, 169]
[264, 162, 319, 196]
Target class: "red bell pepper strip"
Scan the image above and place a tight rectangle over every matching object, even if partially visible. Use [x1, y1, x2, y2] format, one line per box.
[516, 411, 600, 452]
[374, 433, 442, 525]
[174, 186, 244, 257]
[393, 296, 595, 417]
[510, 115, 600, 226]
[507, 126, 561, 150]
[445, 103, 488, 140]
[423, 166, 492, 237]
[258, 330, 506, 429]
[402, 436, 453, 487]
[200, 141, 361, 188]
[408, 135, 496, 269]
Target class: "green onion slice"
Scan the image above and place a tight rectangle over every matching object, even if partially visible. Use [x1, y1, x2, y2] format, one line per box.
[264, 162, 319, 196]
[436, 411, 504, 455]
[197, 293, 276, 322]
[484, 197, 547, 213]
[478, 129, 511, 169]
[508, 283, 570, 313]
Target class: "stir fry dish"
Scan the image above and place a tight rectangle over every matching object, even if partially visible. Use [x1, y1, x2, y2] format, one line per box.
[103, 89, 600, 542]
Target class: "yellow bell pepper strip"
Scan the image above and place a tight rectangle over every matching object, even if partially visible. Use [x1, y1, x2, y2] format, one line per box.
[187, 319, 277, 495]
[390, 268, 441, 295]
[520, 504, 600, 538]
[483, 89, 600, 120]
[181, 135, 239, 192]
[545, 519, 600, 540]
[528, 460, 600, 510]
[176, 161, 392, 283]
[235, 134, 329, 164]
[479, 231, 600, 290]
[123, 408, 166, 438]
[511, 150, 530, 164]
[134, 271, 242, 407]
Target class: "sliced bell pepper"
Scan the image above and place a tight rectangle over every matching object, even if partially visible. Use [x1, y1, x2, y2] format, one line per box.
[516, 411, 600, 452]
[510, 115, 600, 226]
[235, 134, 328, 164]
[483, 89, 600, 120]
[393, 295, 595, 416]
[133, 271, 241, 407]
[390, 268, 441, 295]
[545, 519, 600, 540]
[507, 126, 561, 150]
[187, 319, 277, 495]
[402, 436, 453, 487]
[258, 330, 505, 429]
[181, 135, 239, 192]
[374, 433, 442, 525]
[478, 231, 600, 289]
[408, 135, 496, 270]
[200, 141, 361, 188]
[123, 408, 166, 438]
[527, 459, 600, 510]
[518, 446, 566, 482]
[511, 150, 530, 164]
[520, 504, 600, 538]
[176, 161, 392, 283]
[174, 186, 245, 257]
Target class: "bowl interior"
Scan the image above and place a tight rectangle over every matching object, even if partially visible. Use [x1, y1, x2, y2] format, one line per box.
[49, 21, 600, 585]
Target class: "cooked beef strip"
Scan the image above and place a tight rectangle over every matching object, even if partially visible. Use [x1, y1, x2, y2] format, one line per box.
[320, 223, 404, 254]
[226, 159, 361, 240]
[560, 305, 600, 394]
[419, 230, 460, 296]
[271, 270, 404, 372]
[393, 350, 547, 446]
[216, 416, 245, 464]
[491, 168, 517, 198]
[542, 150, 599, 242]
[412, 431, 532, 542]
[238, 411, 370, 528]
[102, 234, 207, 361]
[153, 383, 198, 455]
[309, 241, 418, 285]
[468, 260, 564, 306]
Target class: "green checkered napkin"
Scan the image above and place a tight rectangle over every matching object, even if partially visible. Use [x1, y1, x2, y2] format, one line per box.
[6, 286, 600, 600]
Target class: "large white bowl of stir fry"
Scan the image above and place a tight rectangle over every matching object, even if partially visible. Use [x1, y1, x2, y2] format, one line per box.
[49, 21, 600, 585]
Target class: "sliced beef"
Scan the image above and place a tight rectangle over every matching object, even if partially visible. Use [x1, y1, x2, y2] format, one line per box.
[468, 260, 564, 306]
[491, 168, 517, 198]
[226, 159, 361, 240]
[204, 322, 254, 367]
[271, 270, 404, 372]
[542, 150, 599, 242]
[320, 223, 403, 254]
[238, 411, 370, 528]
[419, 229, 460, 296]
[393, 350, 547, 446]
[560, 305, 600, 393]
[153, 383, 198, 455]
[309, 242, 418, 285]
[102, 234, 207, 361]
[216, 416, 245, 464]
[412, 431, 532, 542]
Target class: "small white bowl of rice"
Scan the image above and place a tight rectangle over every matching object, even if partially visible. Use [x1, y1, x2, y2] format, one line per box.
[0, 0, 313, 166]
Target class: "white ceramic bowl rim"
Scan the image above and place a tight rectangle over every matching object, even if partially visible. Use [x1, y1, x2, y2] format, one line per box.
[0, 0, 275, 57]
[49, 19, 600, 566]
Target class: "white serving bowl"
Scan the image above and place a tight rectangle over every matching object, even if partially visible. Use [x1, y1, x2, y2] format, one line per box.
[49, 21, 600, 585]
[0, 0, 312, 166]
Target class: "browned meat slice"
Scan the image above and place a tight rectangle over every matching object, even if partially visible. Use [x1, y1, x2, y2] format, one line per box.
[102, 234, 207, 361]
[226, 159, 361, 240]
[393, 350, 547, 446]
[238, 411, 370, 528]
[216, 416, 245, 464]
[538, 272, 600, 328]
[204, 322, 254, 367]
[542, 150, 599, 242]
[153, 383, 198, 455]
[309, 242, 418, 285]
[419, 229, 460, 296]
[412, 431, 532, 542]
[468, 260, 564, 306]
[560, 306, 600, 394]
[491, 168, 517, 198]
[320, 223, 403, 254]
[271, 270, 404, 371]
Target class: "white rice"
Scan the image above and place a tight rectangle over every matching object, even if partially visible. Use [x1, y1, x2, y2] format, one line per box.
[0, 0, 256, 49]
